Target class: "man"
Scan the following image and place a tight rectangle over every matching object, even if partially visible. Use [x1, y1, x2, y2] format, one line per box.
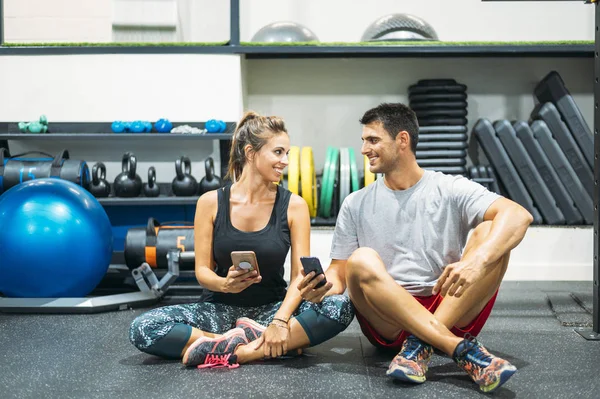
[298, 103, 532, 393]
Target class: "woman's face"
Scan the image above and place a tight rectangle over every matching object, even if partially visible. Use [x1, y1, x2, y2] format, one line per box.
[252, 132, 290, 183]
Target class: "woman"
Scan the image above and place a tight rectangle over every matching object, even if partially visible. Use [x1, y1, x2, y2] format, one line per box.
[129, 111, 355, 369]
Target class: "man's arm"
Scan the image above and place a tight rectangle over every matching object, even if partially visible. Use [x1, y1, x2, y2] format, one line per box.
[433, 176, 534, 297]
[468, 197, 533, 267]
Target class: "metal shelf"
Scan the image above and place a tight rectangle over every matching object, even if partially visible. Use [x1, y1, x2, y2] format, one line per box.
[0, 43, 593, 58]
[240, 43, 594, 59]
[0, 133, 233, 140]
[97, 196, 199, 206]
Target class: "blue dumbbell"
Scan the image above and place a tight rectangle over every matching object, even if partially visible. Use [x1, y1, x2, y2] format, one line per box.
[143, 121, 152, 132]
[154, 118, 173, 133]
[130, 120, 145, 133]
[205, 119, 221, 133]
[111, 121, 126, 133]
[218, 120, 227, 133]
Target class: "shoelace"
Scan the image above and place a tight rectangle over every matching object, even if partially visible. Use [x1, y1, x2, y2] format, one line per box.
[197, 353, 240, 370]
[401, 336, 425, 360]
[460, 334, 492, 365]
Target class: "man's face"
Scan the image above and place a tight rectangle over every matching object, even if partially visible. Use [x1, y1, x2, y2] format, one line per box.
[360, 122, 402, 174]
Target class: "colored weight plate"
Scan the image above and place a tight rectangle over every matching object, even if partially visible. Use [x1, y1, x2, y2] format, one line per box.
[339, 148, 350, 208]
[320, 147, 339, 218]
[364, 155, 376, 187]
[287, 146, 300, 195]
[348, 147, 359, 193]
[300, 146, 318, 218]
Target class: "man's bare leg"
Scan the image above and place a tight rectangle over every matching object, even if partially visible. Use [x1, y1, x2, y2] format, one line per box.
[346, 247, 461, 356]
[433, 221, 510, 329]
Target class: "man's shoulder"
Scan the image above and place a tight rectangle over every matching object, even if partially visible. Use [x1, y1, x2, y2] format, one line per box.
[343, 180, 379, 208]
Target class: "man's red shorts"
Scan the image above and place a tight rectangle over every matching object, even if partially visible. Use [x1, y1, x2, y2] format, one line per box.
[355, 291, 498, 352]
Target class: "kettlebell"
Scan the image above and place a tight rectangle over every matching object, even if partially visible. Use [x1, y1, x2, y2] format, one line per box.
[172, 156, 198, 196]
[89, 162, 111, 198]
[114, 152, 142, 197]
[199, 157, 223, 195]
[143, 166, 161, 197]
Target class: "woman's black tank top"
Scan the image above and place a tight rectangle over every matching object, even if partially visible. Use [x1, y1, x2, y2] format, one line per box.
[202, 183, 292, 307]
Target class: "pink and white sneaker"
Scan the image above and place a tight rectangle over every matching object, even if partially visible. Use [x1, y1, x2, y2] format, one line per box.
[182, 328, 248, 369]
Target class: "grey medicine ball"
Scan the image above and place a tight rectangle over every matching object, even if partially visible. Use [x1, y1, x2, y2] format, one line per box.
[361, 14, 439, 42]
[251, 21, 319, 43]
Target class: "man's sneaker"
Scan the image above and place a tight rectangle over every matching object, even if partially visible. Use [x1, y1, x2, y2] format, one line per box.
[386, 335, 434, 384]
[453, 334, 517, 393]
[235, 317, 267, 341]
[182, 328, 248, 369]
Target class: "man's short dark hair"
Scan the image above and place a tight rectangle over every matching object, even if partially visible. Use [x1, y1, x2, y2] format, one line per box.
[359, 103, 419, 153]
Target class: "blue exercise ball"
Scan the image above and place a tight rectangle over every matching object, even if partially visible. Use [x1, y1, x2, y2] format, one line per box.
[0, 178, 113, 298]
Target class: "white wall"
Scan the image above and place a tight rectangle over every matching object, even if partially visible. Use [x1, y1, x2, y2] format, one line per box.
[240, 0, 594, 42]
[0, 54, 244, 183]
[3, 0, 112, 43]
[281, 226, 594, 283]
[246, 56, 593, 172]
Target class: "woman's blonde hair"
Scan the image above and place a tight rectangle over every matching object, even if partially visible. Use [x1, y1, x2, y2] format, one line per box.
[226, 111, 288, 181]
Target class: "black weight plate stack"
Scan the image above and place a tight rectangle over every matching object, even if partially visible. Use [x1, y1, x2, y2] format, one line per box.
[409, 79, 469, 175]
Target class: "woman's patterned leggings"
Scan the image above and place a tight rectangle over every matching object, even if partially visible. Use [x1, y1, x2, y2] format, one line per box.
[130, 294, 355, 359]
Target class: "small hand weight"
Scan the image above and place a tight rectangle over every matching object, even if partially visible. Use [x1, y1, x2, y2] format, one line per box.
[143, 166, 160, 197]
[89, 162, 111, 198]
[199, 157, 223, 195]
[114, 152, 142, 197]
[172, 156, 198, 196]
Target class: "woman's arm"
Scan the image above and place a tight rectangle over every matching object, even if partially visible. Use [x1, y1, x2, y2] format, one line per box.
[193, 191, 227, 291]
[272, 194, 312, 323]
[193, 191, 261, 293]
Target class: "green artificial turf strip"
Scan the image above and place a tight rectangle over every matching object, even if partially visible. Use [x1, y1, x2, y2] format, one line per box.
[2, 41, 228, 47]
[2, 40, 593, 48]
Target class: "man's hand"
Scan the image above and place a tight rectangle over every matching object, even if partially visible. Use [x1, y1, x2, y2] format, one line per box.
[297, 271, 333, 303]
[432, 259, 485, 297]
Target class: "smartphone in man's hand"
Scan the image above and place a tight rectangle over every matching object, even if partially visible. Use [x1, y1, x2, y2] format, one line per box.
[300, 256, 327, 288]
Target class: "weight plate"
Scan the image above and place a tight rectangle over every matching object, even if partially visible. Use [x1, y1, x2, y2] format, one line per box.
[287, 146, 300, 195]
[339, 148, 350, 208]
[364, 155, 376, 187]
[321, 147, 339, 218]
[348, 147, 359, 193]
[300, 146, 318, 218]
[319, 147, 335, 217]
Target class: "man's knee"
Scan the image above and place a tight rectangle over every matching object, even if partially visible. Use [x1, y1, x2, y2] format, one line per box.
[346, 247, 381, 281]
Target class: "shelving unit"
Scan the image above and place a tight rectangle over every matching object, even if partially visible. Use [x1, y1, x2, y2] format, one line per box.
[0, 0, 598, 333]
[0, 121, 236, 180]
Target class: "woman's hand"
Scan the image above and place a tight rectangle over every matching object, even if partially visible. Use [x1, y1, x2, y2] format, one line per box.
[222, 266, 262, 293]
[262, 321, 290, 358]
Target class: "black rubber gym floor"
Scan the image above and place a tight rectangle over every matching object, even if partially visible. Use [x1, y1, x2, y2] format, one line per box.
[1, 281, 599, 399]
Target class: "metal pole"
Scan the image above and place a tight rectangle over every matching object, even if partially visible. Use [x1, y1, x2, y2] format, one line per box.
[230, 0, 240, 46]
[575, 0, 600, 340]
[0, 0, 4, 45]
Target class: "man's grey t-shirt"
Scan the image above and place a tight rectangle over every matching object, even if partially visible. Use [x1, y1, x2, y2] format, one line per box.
[330, 170, 502, 296]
